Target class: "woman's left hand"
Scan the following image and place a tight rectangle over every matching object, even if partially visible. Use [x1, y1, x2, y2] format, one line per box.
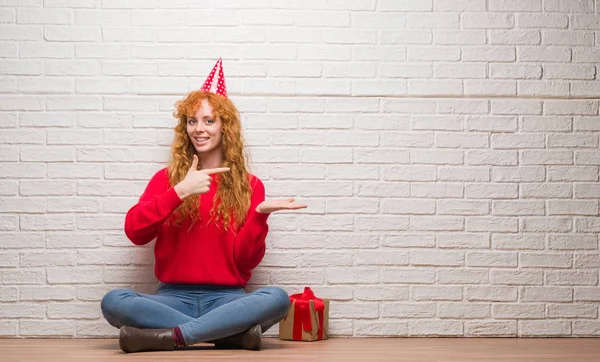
[256, 198, 308, 214]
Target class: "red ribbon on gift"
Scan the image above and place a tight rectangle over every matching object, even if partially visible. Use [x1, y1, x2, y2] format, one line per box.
[288, 287, 325, 340]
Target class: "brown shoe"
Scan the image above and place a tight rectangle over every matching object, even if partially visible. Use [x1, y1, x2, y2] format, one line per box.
[214, 324, 262, 351]
[119, 326, 176, 353]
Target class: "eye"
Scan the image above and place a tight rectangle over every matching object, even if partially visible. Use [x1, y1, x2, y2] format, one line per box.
[187, 119, 197, 125]
[205, 119, 214, 125]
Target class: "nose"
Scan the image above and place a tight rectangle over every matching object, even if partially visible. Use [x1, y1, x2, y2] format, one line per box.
[192, 122, 206, 134]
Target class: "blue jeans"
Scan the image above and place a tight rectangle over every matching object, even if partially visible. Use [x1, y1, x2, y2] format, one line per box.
[101, 284, 290, 346]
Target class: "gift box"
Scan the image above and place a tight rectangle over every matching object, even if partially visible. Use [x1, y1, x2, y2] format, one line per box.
[279, 287, 329, 341]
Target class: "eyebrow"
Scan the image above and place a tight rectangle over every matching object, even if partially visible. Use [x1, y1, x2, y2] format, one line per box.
[187, 115, 214, 120]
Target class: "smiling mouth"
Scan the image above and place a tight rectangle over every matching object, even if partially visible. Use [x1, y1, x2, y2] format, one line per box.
[194, 137, 209, 143]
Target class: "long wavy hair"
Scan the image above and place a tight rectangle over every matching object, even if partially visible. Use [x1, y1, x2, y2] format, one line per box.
[168, 91, 251, 231]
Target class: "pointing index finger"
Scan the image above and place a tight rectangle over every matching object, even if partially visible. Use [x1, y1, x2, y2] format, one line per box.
[203, 167, 230, 175]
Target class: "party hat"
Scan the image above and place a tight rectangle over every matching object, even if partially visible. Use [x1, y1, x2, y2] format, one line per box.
[200, 58, 227, 97]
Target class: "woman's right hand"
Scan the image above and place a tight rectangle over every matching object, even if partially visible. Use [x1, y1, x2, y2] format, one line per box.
[174, 155, 230, 199]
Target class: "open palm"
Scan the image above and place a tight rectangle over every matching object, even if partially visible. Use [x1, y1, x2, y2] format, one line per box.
[256, 198, 307, 214]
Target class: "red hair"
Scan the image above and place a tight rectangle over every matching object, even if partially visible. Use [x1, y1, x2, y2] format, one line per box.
[168, 91, 251, 231]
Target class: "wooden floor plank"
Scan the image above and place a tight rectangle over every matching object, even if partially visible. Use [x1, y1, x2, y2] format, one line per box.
[2, 338, 600, 362]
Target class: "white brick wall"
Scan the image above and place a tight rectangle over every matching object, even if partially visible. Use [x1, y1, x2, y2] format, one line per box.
[0, 0, 599, 338]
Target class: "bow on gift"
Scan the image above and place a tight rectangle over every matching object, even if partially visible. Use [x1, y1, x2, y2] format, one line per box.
[288, 287, 325, 340]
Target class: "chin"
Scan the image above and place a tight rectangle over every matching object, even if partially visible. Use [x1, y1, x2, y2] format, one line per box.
[194, 144, 216, 153]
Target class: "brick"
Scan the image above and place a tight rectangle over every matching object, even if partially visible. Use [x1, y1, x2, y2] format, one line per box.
[544, 100, 598, 115]
[521, 253, 572, 268]
[468, 150, 517, 166]
[438, 167, 490, 182]
[491, 270, 543, 285]
[492, 303, 544, 318]
[355, 250, 408, 265]
[519, 48, 571, 65]
[548, 200, 598, 215]
[434, 30, 486, 45]
[548, 166, 598, 182]
[325, 268, 379, 284]
[436, 269, 489, 284]
[574, 184, 600, 199]
[462, 47, 515, 62]
[0, 181, 17, 196]
[489, 0, 541, 11]
[355, 321, 408, 337]
[382, 234, 435, 248]
[412, 217, 464, 231]
[409, 320, 463, 336]
[466, 321, 517, 336]
[356, 216, 409, 231]
[47, 268, 103, 284]
[466, 251, 518, 268]
[409, 79, 462, 95]
[355, 286, 409, 301]
[521, 217, 572, 232]
[381, 302, 435, 318]
[383, 165, 436, 181]
[381, 268, 435, 283]
[0, 287, 18, 302]
[2, 269, 45, 284]
[328, 198, 378, 214]
[519, 321, 570, 337]
[77, 321, 118, 338]
[492, 235, 545, 250]
[325, 234, 379, 249]
[463, 12, 513, 28]
[0, 304, 45, 318]
[330, 301, 379, 319]
[466, 217, 518, 232]
[20, 286, 76, 301]
[358, 182, 410, 197]
[574, 321, 600, 336]
[491, 30, 541, 45]
[47, 302, 101, 319]
[492, 167, 545, 182]
[438, 200, 489, 215]
[465, 286, 518, 302]
[517, 14, 568, 28]
[547, 271, 598, 286]
[410, 250, 464, 266]
[521, 150, 573, 165]
[355, 149, 409, 164]
[299, 215, 353, 231]
[466, 183, 518, 199]
[407, 48, 460, 62]
[20, 320, 74, 337]
[412, 183, 463, 198]
[437, 233, 489, 249]
[381, 199, 435, 215]
[574, 254, 600, 269]
[493, 200, 545, 216]
[434, 0, 486, 11]
[412, 285, 462, 301]
[103, 268, 156, 284]
[438, 302, 490, 319]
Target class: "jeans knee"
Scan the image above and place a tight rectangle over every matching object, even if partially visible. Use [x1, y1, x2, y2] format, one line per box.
[100, 289, 130, 327]
[263, 287, 290, 317]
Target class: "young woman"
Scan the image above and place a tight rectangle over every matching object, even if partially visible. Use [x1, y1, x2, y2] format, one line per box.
[100, 59, 306, 353]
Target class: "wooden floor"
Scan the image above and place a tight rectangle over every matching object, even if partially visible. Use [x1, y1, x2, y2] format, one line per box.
[2, 338, 600, 362]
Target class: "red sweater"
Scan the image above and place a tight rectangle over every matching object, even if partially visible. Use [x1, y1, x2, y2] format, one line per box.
[124, 168, 269, 287]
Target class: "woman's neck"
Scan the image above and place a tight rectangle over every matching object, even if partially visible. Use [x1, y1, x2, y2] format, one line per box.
[197, 149, 223, 170]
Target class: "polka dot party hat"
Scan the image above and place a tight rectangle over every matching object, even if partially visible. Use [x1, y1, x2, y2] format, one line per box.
[200, 58, 227, 98]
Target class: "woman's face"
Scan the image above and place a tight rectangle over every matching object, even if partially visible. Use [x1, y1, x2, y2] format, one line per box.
[186, 98, 223, 155]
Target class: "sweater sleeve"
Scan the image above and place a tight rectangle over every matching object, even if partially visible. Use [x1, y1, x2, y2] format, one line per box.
[124, 169, 184, 246]
[233, 176, 270, 273]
